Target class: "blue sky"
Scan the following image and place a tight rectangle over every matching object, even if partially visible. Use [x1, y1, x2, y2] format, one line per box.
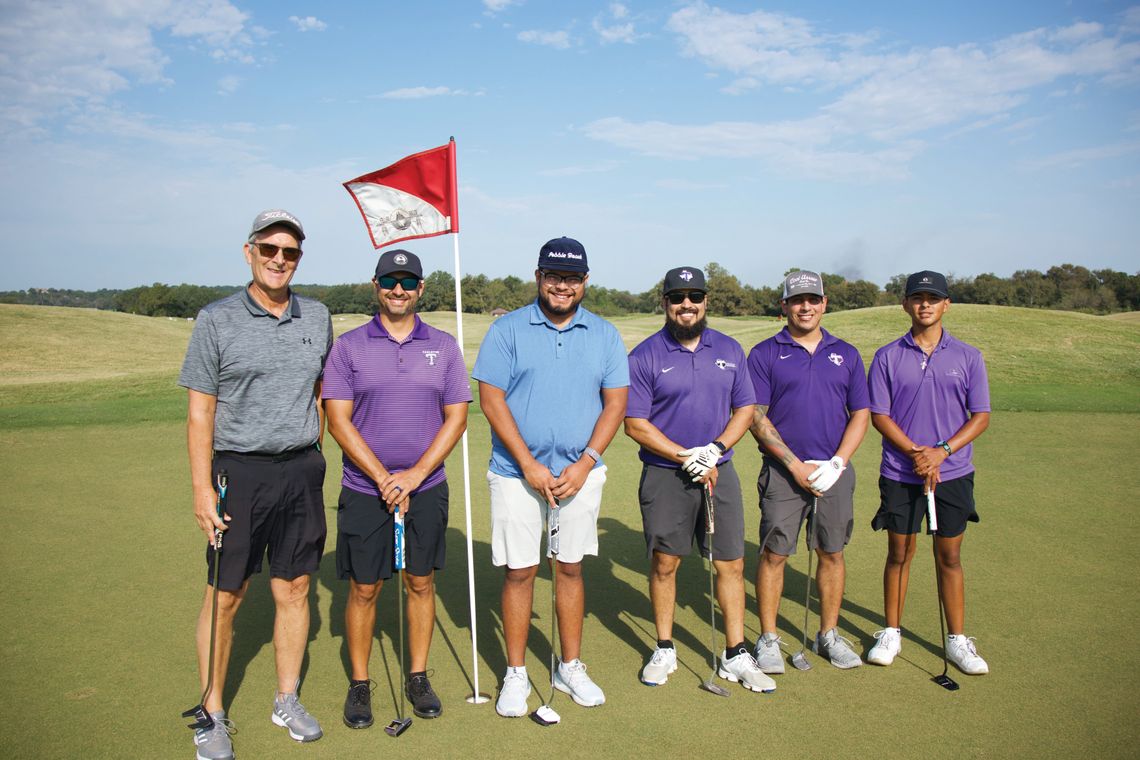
[1, 1, 1137, 293]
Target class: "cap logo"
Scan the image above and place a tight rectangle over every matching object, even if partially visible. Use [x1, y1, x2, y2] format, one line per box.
[394, 253, 408, 265]
[680, 270, 693, 281]
[922, 277, 931, 283]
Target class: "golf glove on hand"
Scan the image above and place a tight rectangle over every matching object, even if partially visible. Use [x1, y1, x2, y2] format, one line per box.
[806, 456, 845, 493]
[679, 443, 722, 479]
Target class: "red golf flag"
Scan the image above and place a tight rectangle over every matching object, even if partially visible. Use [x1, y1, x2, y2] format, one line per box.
[343, 139, 459, 249]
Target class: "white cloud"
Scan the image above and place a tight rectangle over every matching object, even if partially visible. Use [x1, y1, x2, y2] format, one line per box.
[376, 86, 466, 99]
[483, 0, 522, 13]
[593, 3, 638, 45]
[655, 178, 728, 190]
[1023, 140, 1140, 170]
[217, 75, 241, 96]
[538, 161, 620, 177]
[289, 16, 327, 33]
[517, 29, 571, 49]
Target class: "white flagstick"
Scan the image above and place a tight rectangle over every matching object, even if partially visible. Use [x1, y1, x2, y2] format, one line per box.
[453, 232, 489, 705]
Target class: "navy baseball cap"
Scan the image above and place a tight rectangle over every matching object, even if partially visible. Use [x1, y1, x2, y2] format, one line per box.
[905, 270, 949, 298]
[537, 237, 589, 273]
[781, 270, 825, 299]
[250, 209, 305, 241]
[375, 249, 423, 279]
[663, 266, 706, 294]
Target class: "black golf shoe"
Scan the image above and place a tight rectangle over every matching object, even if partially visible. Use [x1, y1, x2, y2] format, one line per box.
[406, 673, 442, 719]
[343, 680, 374, 729]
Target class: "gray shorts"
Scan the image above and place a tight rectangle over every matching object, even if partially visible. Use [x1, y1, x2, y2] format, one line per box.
[638, 460, 745, 561]
[757, 459, 855, 556]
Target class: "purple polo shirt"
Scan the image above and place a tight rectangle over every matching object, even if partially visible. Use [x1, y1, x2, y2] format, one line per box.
[627, 327, 755, 468]
[322, 315, 472, 496]
[747, 327, 869, 462]
[868, 329, 990, 484]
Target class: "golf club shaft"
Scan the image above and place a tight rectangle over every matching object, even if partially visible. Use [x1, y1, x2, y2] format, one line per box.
[395, 510, 407, 720]
[704, 482, 717, 672]
[803, 496, 817, 650]
[549, 501, 559, 705]
[203, 470, 228, 703]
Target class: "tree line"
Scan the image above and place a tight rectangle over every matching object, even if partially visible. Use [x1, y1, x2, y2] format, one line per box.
[2, 263, 1136, 318]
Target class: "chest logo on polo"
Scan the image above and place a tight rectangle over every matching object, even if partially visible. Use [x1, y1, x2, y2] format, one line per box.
[661, 366, 675, 373]
[714, 359, 737, 370]
[422, 350, 440, 366]
[828, 353, 843, 367]
[301, 337, 312, 345]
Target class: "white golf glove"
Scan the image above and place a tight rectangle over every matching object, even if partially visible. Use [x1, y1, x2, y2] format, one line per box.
[679, 443, 722, 481]
[806, 456, 845, 493]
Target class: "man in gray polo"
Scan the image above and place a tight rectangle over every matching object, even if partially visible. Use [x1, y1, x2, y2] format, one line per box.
[179, 210, 332, 760]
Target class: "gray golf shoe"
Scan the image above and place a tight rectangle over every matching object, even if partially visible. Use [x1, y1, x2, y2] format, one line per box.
[753, 632, 786, 674]
[193, 711, 234, 760]
[272, 691, 323, 742]
[813, 628, 863, 669]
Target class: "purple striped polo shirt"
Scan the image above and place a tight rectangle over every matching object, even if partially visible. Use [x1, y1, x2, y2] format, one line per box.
[322, 315, 472, 496]
[868, 329, 990, 484]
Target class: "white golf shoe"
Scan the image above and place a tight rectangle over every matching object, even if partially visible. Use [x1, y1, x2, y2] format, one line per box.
[495, 668, 531, 717]
[947, 635, 989, 675]
[640, 647, 678, 686]
[866, 628, 902, 666]
[554, 659, 606, 706]
[717, 650, 777, 693]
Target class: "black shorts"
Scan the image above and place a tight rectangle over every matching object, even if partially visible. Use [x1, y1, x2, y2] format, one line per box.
[336, 481, 449, 583]
[872, 474, 979, 537]
[637, 461, 745, 561]
[206, 447, 327, 590]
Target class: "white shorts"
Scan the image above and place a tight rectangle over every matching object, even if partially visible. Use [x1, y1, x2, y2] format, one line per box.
[487, 466, 608, 568]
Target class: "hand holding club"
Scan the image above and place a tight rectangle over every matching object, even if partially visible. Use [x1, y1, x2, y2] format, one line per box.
[806, 456, 845, 493]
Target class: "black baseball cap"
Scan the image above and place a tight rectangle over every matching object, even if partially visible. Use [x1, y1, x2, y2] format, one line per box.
[905, 271, 949, 298]
[537, 237, 589, 273]
[375, 249, 423, 279]
[662, 266, 706, 294]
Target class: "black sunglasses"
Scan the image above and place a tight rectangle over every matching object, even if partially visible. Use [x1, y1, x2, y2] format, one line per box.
[251, 242, 302, 262]
[377, 275, 421, 290]
[666, 291, 706, 305]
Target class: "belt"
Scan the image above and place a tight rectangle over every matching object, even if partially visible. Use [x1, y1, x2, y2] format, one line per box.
[214, 444, 317, 463]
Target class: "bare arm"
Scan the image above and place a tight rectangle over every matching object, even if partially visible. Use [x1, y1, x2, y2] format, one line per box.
[187, 389, 225, 544]
[749, 404, 816, 493]
[380, 402, 469, 512]
[479, 381, 557, 505]
[314, 380, 325, 449]
[553, 386, 629, 500]
[910, 411, 991, 491]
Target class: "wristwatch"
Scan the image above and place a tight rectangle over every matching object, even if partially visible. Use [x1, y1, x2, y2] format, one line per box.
[936, 440, 953, 456]
[713, 440, 727, 453]
[583, 446, 603, 465]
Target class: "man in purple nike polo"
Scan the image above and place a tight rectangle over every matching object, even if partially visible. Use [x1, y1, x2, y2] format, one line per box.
[865, 270, 991, 676]
[322, 249, 471, 726]
[624, 267, 773, 693]
[746, 270, 870, 673]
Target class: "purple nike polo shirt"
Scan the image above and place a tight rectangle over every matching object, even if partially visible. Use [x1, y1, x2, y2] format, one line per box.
[746, 327, 869, 462]
[322, 315, 472, 496]
[868, 329, 990, 484]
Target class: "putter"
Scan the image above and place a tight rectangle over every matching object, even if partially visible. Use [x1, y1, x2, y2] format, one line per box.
[182, 471, 228, 731]
[698, 481, 731, 698]
[531, 500, 562, 725]
[790, 496, 819, 671]
[385, 510, 413, 736]
[927, 490, 959, 692]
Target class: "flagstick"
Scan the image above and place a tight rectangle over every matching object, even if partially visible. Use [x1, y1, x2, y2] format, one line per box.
[453, 232, 489, 705]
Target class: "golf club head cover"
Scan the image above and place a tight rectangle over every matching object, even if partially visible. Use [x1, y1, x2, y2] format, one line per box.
[805, 456, 844, 493]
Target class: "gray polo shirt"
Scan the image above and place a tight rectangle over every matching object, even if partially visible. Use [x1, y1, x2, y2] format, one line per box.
[179, 286, 332, 454]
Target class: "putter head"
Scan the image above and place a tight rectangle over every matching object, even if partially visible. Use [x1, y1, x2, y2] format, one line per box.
[698, 679, 731, 698]
[932, 674, 960, 691]
[384, 717, 412, 737]
[530, 705, 561, 725]
[181, 704, 213, 731]
[790, 651, 812, 671]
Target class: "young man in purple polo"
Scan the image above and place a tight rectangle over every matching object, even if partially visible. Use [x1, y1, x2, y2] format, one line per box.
[322, 249, 471, 726]
[625, 267, 773, 693]
[866, 270, 991, 675]
[746, 271, 870, 672]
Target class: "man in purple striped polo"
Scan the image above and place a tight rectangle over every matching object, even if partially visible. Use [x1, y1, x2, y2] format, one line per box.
[322, 249, 471, 726]
[746, 270, 870, 673]
[866, 270, 991, 675]
[624, 266, 773, 693]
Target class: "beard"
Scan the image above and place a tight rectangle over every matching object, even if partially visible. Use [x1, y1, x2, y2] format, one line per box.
[538, 288, 582, 317]
[666, 314, 707, 342]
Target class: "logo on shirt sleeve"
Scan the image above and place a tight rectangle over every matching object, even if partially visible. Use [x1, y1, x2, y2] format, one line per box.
[828, 353, 844, 366]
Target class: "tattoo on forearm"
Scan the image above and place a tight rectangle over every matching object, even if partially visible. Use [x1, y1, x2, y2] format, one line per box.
[752, 406, 795, 466]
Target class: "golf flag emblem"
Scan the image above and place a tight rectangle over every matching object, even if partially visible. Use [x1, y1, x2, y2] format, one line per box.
[344, 140, 459, 249]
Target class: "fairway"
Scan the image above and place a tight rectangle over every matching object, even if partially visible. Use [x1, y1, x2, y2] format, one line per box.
[1, 303, 1138, 759]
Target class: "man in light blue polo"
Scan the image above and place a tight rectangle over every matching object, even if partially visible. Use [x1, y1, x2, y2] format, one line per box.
[624, 266, 772, 693]
[472, 236, 629, 718]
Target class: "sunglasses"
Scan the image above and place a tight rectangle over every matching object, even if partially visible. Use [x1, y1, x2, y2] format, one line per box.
[251, 242, 302, 262]
[377, 275, 421, 290]
[666, 291, 706, 305]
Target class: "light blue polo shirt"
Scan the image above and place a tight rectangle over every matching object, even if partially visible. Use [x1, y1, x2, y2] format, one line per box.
[472, 300, 630, 478]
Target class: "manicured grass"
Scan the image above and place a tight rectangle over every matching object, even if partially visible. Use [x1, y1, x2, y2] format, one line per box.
[0, 303, 1137, 758]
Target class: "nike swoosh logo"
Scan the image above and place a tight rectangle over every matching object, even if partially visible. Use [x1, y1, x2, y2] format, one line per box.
[779, 354, 792, 360]
[661, 367, 675, 373]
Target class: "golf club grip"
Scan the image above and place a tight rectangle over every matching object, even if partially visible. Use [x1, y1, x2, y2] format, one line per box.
[926, 491, 938, 533]
[549, 505, 560, 555]
[704, 483, 715, 535]
[394, 511, 406, 571]
[215, 470, 227, 550]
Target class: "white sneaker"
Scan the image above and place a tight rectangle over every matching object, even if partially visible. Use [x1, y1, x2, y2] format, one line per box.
[717, 650, 776, 693]
[640, 647, 678, 686]
[813, 628, 863, 669]
[753, 633, 785, 674]
[495, 668, 531, 717]
[947, 635, 989, 675]
[553, 659, 605, 706]
[866, 628, 902, 666]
